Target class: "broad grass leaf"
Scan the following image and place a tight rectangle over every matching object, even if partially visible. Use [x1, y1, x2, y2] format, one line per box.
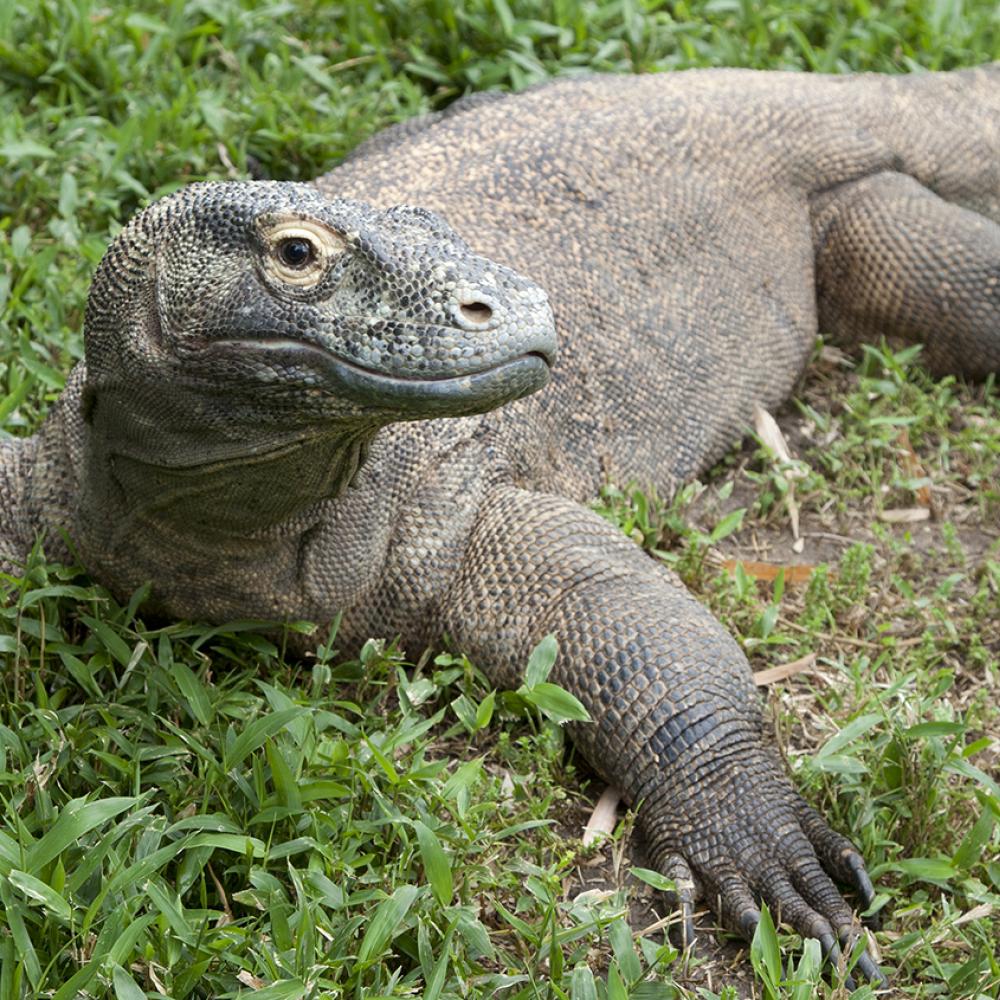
[365, 736, 400, 784]
[111, 964, 146, 1000]
[240, 981, 307, 1000]
[186, 833, 266, 857]
[570, 964, 597, 1000]
[492, 898, 535, 940]
[608, 917, 641, 981]
[0, 375, 32, 425]
[171, 661, 213, 725]
[525, 633, 558, 687]
[413, 820, 453, 906]
[77, 615, 133, 668]
[709, 507, 745, 543]
[606, 960, 628, 1000]
[168, 814, 243, 835]
[633, 984, 679, 999]
[0, 828, 21, 868]
[0, 877, 42, 986]
[750, 904, 781, 993]
[51, 961, 101, 1000]
[266, 739, 303, 810]
[789, 936, 823, 999]
[905, 721, 966, 739]
[224, 708, 308, 770]
[896, 857, 957, 882]
[456, 911, 494, 960]
[358, 884, 420, 964]
[813, 713, 882, 760]
[441, 757, 484, 801]
[58, 651, 102, 698]
[522, 681, 591, 723]
[630, 866, 676, 893]
[107, 913, 159, 967]
[952, 807, 995, 870]
[0, 138, 56, 160]
[423, 920, 455, 1000]
[27, 797, 137, 873]
[476, 690, 496, 728]
[144, 878, 196, 944]
[7, 870, 71, 920]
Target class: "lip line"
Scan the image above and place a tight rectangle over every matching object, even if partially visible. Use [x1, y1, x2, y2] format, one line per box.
[202, 336, 553, 384]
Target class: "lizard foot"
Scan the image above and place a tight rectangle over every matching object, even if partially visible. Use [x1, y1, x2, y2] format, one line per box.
[643, 756, 888, 990]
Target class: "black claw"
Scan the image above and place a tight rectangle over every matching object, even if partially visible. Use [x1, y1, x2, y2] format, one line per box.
[818, 931, 839, 959]
[845, 851, 876, 908]
[823, 934, 845, 973]
[843, 851, 885, 932]
[819, 934, 858, 990]
[854, 949, 888, 988]
[738, 907, 761, 938]
[682, 906, 696, 950]
[819, 929, 888, 991]
[655, 853, 698, 950]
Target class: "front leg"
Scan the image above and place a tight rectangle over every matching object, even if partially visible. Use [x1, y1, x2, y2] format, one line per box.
[442, 486, 885, 986]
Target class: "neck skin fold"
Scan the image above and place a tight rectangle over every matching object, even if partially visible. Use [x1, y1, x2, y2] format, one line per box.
[80, 384, 382, 546]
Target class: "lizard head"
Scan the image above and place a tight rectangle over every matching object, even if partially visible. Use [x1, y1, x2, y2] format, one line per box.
[84, 181, 556, 434]
[76, 182, 557, 535]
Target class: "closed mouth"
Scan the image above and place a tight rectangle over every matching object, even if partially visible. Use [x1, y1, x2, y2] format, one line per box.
[201, 337, 554, 414]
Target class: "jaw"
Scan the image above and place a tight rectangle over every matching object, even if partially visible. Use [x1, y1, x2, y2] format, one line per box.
[199, 337, 554, 419]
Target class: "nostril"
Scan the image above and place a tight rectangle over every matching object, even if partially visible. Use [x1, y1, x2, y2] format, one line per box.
[459, 300, 493, 324]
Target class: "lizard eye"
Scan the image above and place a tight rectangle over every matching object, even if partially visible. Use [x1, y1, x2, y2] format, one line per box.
[261, 218, 346, 287]
[276, 237, 316, 269]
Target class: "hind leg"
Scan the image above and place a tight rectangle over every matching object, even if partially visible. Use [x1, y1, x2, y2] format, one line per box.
[812, 171, 1000, 378]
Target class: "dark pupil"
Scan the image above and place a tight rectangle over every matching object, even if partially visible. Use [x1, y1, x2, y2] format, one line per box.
[279, 238, 313, 268]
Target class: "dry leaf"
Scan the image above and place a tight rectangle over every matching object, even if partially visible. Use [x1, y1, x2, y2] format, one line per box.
[753, 404, 799, 470]
[787, 488, 801, 542]
[878, 507, 931, 523]
[865, 927, 882, 963]
[722, 559, 816, 584]
[753, 404, 807, 544]
[582, 785, 622, 845]
[500, 771, 515, 802]
[819, 345, 851, 367]
[953, 902, 993, 926]
[753, 653, 817, 686]
[897, 429, 931, 507]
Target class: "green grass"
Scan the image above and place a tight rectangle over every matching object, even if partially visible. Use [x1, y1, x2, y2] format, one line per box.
[1, 1, 999, 998]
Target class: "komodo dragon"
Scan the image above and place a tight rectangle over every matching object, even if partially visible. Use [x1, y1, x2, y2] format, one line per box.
[4, 65, 1000, 987]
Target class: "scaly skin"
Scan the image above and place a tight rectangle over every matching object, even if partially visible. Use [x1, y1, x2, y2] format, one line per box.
[4, 66, 1000, 987]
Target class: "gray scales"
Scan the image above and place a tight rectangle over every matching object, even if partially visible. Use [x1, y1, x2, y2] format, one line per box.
[4, 65, 1000, 987]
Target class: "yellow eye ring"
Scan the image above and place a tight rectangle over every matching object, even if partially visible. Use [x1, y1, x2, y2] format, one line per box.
[261, 217, 347, 287]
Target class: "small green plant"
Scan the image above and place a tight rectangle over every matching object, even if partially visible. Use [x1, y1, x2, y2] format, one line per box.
[596, 480, 745, 587]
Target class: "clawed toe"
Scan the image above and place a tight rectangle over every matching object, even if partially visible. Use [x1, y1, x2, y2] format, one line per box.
[815, 929, 887, 991]
[843, 850, 876, 907]
[843, 850, 884, 929]
[854, 946, 889, 988]
[656, 852, 698, 947]
[737, 904, 762, 939]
